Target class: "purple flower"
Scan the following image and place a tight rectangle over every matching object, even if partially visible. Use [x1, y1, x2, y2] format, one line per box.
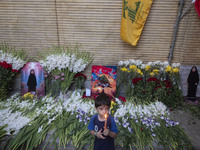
[168, 120, 175, 126]
[160, 116, 164, 120]
[117, 122, 121, 126]
[122, 122, 130, 128]
[128, 127, 133, 133]
[154, 122, 160, 126]
[61, 73, 65, 76]
[114, 117, 118, 122]
[44, 75, 48, 78]
[152, 133, 156, 137]
[61, 78, 64, 81]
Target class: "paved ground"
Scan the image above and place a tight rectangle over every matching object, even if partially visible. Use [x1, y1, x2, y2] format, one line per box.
[171, 109, 200, 150]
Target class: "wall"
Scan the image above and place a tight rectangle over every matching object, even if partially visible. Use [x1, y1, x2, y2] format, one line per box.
[0, 0, 200, 79]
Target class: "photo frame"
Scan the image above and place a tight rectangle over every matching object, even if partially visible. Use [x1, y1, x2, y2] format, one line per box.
[21, 62, 45, 97]
[91, 65, 117, 99]
[180, 65, 200, 97]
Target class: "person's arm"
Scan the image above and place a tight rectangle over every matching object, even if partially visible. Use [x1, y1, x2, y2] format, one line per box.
[109, 130, 117, 138]
[103, 129, 117, 138]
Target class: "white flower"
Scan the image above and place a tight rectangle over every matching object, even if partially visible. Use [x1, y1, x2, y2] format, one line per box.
[0, 51, 26, 70]
[135, 60, 143, 66]
[147, 62, 153, 66]
[140, 64, 146, 69]
[172, 63, 180, 68]
[128, 59, 135, 65]
[124, 60, 129, 66]
[118, 61, 124, 66]
[115, 98, 122, 105]
[163, 61, 169, 68]
[0, 108, 31, 135]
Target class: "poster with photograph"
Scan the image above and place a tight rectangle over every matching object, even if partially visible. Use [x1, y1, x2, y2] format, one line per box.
[91, 65, 117, 99]
[180, 65, 200, 97]
[21, 62, 45, 97]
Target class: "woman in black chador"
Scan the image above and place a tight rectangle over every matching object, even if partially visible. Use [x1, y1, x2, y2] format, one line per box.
[187, 66, 199, 101]
[27, 69, 37, 92]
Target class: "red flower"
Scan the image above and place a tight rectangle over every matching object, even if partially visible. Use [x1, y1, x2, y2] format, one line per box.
[163, 80, 172, 88]
[170, 108, 173, 111]
[119, 96, 126, 102]
[107, 94, 115, 101]
[157, 85, 162, 89]
[165, 84, 172, 88]
[132, 77, 143, 84]
[92, 95, 98, 100]
[163, 80, 171, 84]
[0, 61, 12, 69]
[141, 128, 143, 131]
[81, 93, 96, 100]
[147, 77, 158, 82]
[74, 73, 87, 80]
[81, 93, 87, 98]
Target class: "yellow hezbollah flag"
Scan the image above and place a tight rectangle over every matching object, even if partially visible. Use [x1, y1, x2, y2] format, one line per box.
[120, 0, 153, 46]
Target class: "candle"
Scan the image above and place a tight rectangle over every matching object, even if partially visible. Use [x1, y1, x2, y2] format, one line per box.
[104, 114, 108, 129]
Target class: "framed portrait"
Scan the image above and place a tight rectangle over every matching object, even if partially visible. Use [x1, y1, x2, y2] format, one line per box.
[91, 65, 117, 99]
[21, 62, 45, 97]
[180, 65, 200, 97]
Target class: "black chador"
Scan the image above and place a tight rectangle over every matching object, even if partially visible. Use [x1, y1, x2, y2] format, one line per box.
[187, 66, 199, 100]
[27, 69, 37, 92]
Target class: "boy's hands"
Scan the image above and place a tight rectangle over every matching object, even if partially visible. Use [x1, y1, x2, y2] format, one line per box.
[95, 129, 111, 139]
[103, 128, 110, 136]
[96, 129, 106, 139]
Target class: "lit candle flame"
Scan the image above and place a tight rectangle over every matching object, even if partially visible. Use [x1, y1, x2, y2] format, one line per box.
[105, 114, 107, 119]
[104, 114, 107, 129]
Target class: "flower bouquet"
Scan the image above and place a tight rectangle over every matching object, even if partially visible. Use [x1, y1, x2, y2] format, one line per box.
[117, 59, 182, 107]
[0, 42, 27, 101]
[38, 44, 93, 96]
[73, 73, 87, 90]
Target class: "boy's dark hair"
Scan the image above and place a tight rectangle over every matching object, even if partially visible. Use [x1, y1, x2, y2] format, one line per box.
[95, 93, 111, 108]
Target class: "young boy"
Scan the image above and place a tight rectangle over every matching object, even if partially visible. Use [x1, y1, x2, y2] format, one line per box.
[87, 93, 118, 150]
